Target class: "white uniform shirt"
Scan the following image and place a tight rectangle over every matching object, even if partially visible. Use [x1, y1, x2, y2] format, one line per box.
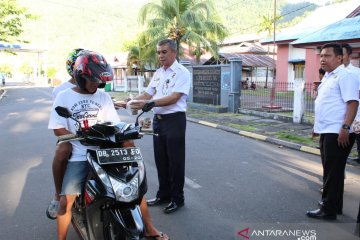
[345, 63, 360, 119]
[48, 88, 120, 162]
[52, 81, 76, 100]
[146, 60, 190, 114]
[314, 65, 359, 134]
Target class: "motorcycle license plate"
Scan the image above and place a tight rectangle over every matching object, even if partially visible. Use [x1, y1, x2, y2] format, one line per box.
[96, 147, 143, 164]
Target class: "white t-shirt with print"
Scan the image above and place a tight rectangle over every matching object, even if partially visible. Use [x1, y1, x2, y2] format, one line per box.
[48, 88, 120, 162]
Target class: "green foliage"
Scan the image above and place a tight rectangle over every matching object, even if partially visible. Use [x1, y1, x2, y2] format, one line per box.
[19, 62, 32, 75]
[47, 66, 57, 79]
[257, 14, 283, 36]
[17, 0, 148, 69]
[10, 0, 320, 71]
[275, 131, 316, 146]
[138, 0, 229, 62]
[279, 1, 317, 24]
[124, 37, 157, 74]
[0, 64, 13, 75]
[229, 123, 256, 131]
[0, 0, 35, 43]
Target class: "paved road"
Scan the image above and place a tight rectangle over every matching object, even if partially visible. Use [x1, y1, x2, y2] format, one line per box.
[0, 86, 359, 240]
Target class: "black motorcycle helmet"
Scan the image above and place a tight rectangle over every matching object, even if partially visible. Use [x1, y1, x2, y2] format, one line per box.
[73, 51, 113, 92]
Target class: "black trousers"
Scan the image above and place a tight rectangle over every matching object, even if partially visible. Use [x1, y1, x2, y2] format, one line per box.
[153, 112, 186, 203]
[357, 201, 360, 223]
[356, 134, 360, 157]
[319, 133, 355, 215]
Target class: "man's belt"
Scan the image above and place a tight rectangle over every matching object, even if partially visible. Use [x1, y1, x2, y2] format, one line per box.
[154, 112, 185, 120]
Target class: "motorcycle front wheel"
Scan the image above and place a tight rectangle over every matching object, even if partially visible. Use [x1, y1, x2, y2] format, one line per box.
[103, 209, 141, 240]
[103, 210, 123, 240]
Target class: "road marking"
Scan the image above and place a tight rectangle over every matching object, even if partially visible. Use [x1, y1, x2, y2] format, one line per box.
[198, 120, 218, 128]
[185, 177, 202, 189]
[300, 146, 320, 155]
[239, 130, 267, 140]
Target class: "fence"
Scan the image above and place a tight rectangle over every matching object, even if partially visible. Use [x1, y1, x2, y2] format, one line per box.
[112, 67, 155, 93]
[239, 80, 315, 120]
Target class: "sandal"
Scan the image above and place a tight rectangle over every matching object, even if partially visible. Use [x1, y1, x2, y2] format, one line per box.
[144, 232, 169, 240]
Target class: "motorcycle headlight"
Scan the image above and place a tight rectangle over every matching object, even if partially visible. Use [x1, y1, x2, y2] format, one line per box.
[92, 160, 113, 193]
[138, 161, 145, 183]
[109, 173, 139, 202]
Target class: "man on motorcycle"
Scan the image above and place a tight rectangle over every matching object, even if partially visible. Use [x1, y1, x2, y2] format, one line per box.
[48, 51, 169, 240]
[46, 48, 83, 221]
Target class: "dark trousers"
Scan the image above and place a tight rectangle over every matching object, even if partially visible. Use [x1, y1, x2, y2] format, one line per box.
[153, 112, 186, 203]
[356, 134, 360, 157]
[319, 133, 355, 215]
[357, 201, 360, 223]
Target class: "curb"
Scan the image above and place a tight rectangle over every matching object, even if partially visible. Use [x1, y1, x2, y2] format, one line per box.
[187, 117, 321, 156]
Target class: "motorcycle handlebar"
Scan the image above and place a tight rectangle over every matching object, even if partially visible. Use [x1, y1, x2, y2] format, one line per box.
[58, 133, 83, 143]
[139, 128, 158, 136]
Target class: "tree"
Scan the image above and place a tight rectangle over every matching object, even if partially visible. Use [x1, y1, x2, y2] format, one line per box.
[0, 0, 34, 43]
[125, 38, 158, 74]
[19, 62, 32, 76]
[0, 64, 13, 75]
[138, 0, 228, 63]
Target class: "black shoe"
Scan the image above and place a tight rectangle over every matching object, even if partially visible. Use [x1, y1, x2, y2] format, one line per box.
[306, 209, 336, 220]
[317, 201, 342, 214]
[146, 197, 171, 206]
[164, 201, 184, 214]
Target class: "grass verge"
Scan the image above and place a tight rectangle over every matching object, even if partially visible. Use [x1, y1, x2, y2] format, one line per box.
[275, 131, 317, 147]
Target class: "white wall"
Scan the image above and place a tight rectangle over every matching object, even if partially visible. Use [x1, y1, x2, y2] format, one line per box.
[288, 45, 305, 60]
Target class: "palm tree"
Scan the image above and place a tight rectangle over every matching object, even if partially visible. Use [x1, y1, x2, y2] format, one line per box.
[138, 0, 228, 63]
[126, 38, 158, 74]
[257, 13, 281, 88]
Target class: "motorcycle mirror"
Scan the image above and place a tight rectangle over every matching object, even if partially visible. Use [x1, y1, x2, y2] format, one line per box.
[135, 101, 155, 127]
[55, 106, 72, 118]
[142, 101, 155, 112]
[55, 106, 82, 130]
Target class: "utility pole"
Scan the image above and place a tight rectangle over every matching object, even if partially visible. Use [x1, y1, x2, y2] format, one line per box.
[263, 0, 281, 110]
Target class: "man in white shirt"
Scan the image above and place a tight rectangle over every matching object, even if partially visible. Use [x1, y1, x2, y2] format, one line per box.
[128, 39, 191, 214]
[307, 43, 359, 220]
[47, 48, 84, 220]
[49, 51, 169, 240]
[342, 43, 360, 164]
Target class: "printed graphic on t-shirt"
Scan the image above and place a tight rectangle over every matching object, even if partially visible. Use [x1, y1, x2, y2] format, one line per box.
[69, 99, 103, 129]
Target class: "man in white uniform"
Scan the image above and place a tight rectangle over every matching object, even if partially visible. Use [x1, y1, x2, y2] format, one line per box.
[342, 43, 360, 163]
[128, 39, 191, 214]
[306, 43, 359, 220]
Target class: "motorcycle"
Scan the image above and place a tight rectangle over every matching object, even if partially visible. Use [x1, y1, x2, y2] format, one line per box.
[55, 101, 155, 240]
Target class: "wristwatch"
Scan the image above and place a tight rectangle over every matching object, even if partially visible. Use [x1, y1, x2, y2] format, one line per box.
[342, 124, 350, 130]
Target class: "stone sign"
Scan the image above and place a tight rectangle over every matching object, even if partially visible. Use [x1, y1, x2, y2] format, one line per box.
[192, 67, 221, 105]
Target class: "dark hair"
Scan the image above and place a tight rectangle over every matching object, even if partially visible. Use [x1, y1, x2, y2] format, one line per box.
[157, 39, 177, 52]
[319, 68, 325, 75]
[320, 43, 343, 56]
[341, 43, 352, 55]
